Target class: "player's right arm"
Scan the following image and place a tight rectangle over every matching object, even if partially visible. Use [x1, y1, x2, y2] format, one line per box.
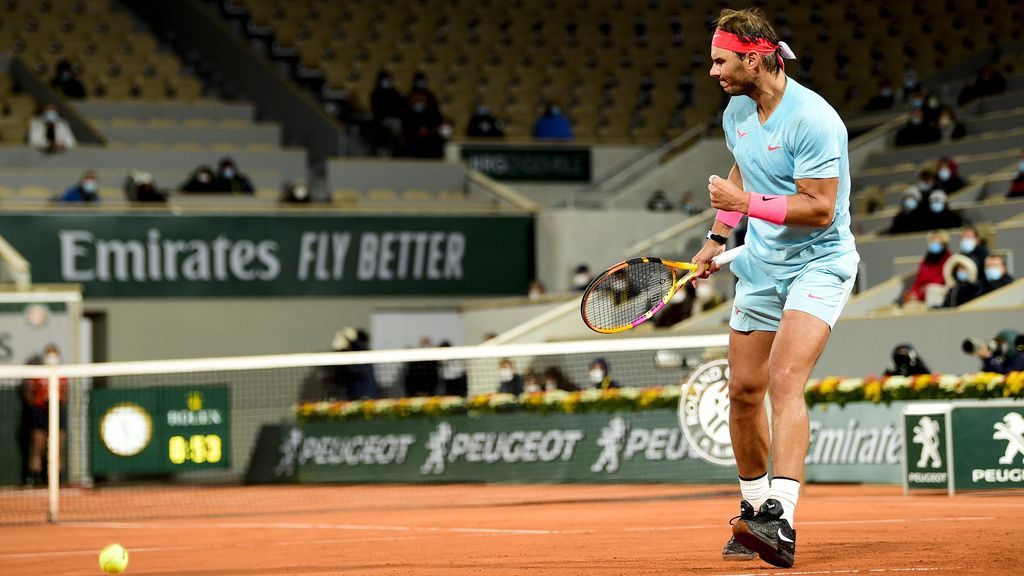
[692, 163, 743, 278]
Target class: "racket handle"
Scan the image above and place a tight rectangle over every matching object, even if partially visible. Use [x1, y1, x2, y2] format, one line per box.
[711, 246, 743, 266]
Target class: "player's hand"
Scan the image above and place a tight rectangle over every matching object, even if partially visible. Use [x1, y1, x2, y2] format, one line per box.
[708, 175, 749, 214]
[690, 241, 724, 282]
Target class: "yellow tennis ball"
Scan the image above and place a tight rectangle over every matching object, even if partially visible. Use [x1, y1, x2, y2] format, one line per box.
[98, 543, 129, 574]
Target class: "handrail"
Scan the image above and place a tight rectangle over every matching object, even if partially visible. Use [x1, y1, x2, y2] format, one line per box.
[622, 208, 714, 257]
[596, 124, 706, 209]
[0, 235, 31, 289]
[465, 169, 541, 212]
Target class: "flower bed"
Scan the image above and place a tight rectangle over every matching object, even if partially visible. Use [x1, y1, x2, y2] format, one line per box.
[294, 372, 1024, 423]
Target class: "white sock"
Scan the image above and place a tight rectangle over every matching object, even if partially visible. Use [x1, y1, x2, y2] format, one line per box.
[738, 473, 771, 510]
[769, 476, 800, 526]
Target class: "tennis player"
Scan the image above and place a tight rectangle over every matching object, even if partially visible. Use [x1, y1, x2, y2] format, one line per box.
[690, 7, 859, 569]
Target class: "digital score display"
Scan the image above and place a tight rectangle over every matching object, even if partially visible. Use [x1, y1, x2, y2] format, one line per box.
[90, 386, 230, 475]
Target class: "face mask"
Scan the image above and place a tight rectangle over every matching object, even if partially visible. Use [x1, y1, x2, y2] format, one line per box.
[222, 168, 235, 179]
[197, 173, 211, 183]
[61, 71, 72, 81]
[937, 167, 951, 181]
[412, 102, 426, 113]
[927, 241, 943, 254]
[550, 106, 561, 115]
[929, 201, 945, 213]
[917, 181, 931, 192]
[524, 382, 540, 393]
[82, 179, 98, 193]
[528, 288, 542, 299]
[902, 198, 919, 212]
[910, 98, 924, 108]
[439, 124, 453, 138]
[292, 185, 308, 200]
[544, 379, 556, 391]
[879, 88, 893, 97]
[960, 238, 976, 254]
[670, 289, 686, 303]
[44, 353, 59, 365]
[589, 369, 605, 384]
[985, 267, 1003, 282]
[939, 117, 953, 128]
[44, 110, 58, 122]
[476, 106, 489, 115]
[499, 368, 514, 382]
[573, 273, 589, 287]
[909, 115, 923, 125]
[696, 284, 714, 301]
[380, 79, 393, 89]
[414, 80, 427, 89]
[927, 96, 939, 108]
[955, 269, 969, 283]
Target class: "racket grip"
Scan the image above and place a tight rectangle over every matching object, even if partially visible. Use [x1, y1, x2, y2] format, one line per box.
[711, 246, 742, 266]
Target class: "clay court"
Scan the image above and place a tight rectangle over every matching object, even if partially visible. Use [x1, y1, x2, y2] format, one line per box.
[1, 483, 1020, 575]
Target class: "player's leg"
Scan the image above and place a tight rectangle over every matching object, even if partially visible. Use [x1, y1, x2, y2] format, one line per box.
[28, 427, 45, 486]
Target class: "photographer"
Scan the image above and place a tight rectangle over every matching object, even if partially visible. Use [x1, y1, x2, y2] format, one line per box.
[963, 330, 1024, 374]
[884, 343, 931, 376]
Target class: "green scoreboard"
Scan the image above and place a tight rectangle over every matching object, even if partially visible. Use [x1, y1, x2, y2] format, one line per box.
[90, 385, 230, 475]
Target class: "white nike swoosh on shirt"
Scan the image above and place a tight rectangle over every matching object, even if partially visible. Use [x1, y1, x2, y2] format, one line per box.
[777, 528, 794, 543]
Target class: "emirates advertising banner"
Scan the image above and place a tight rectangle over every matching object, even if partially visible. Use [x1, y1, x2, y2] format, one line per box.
[0, 213, 534, 298]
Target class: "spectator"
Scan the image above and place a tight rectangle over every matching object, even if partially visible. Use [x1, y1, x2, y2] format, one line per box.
[57, 170, 100, 203]
[1008, 150, 1024, 198]
[883, 343, 931, 376]
[982, 254, 1014, 294]
[571, 264, 592, 291]
[497, 358, 523, 395]
[903, 230, 952, 307]
[941, 254, 981, 308]
[370, 70, 406, 155]
[646, 189, 673, 212]
[180, 165, 218, 193]
[900, 66, 921, 100]
[50, 59, 85, 99]
[678, 191, 703, 216]
[915, 169, 938, 197]
[654, 283, 695, 328]
[958, 226, 990, 285]
[403, 92, 444, 158]
[523, 370, 542, 393]
[935, 157, 966, 194]
[22, 344, 68, 486]
[404, 336, 440, 397]
[532, 102, 574, 140]
[466, 102, 505, 138]
[972, 330, 1024, 374]
[921, 190, 964, 231]
[863, 78, 895, 111]
[281, 181, 312, 204]
[894, 108, 939, 147]
[886, 187, 928, 234]
[527, 279, 546, 299]
[408, 72, 441, 118]
[957, 64, 1007, 106]
[438, 341, 467, 397]
[589, 357, 619, 390]
[326, 327, 378, 399]
[542, 366, 578, 392]
[28, 104, 75, 153]
[936, 107, 966, 143]
[214, 157, 255, 194]
[124, 170, 166, 203]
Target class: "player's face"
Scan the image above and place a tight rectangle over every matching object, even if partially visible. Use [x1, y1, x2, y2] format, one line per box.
[710, 46, 752, 96]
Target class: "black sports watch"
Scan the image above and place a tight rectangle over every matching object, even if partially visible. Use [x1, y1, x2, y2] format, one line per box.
[706, 230, 728, 245]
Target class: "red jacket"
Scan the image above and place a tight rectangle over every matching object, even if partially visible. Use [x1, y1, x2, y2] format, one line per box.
[906, 252, 950, 302]
[26, 377, 69, 408]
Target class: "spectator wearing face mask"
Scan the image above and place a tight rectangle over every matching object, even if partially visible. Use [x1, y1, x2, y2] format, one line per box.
[921, 189, 964, 231]
[466, 102, 505, 138]
[50, 59, 85, 99]
[22, 344, 69, 486]
[883, 343, 931, 377]
[957, 226, 989, 284]
[370, 70, 406, 155]
[571, 264, 592, 291]
[646, 190, 673, 212]
[941, 254, 981, 308]
[894, 107, 940, 147]
[903, 230, 951, 306]
[215, 157, 255, 194]
[543, 366, 578, 392]
[533, 102, 574, 140]
[28, 104, 76, 153]
[57, 170, 100, 203]
[957, 64, 1007, 106]
[281, 181, 312, 204]
[887, 187, 928, 234]
[863, 78, 895, 111]
[981, 255, 1014, 294]
[1008, 150, 1024, 198]
[180, 165, 218, 193]
[936, 107, 966, 143]
[588, 358, 619, 390]
[935, 158, 966, 194]
[497, 358, 523, 395]
[403, 91, 444, 158]
[125, 170, 167, 203]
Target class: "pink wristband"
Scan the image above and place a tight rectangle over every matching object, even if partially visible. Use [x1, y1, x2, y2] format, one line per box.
[747, 192, 788, 224]
[715, 210, 743, 227]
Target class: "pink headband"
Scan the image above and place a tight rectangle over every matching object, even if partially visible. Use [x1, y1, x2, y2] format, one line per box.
[712, 28, 797, 68]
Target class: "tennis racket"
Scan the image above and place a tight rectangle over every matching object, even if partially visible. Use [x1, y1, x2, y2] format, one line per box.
[580, 246, 743, 334]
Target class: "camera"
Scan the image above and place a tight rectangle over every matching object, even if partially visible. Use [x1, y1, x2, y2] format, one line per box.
[961, 337, 995, 356]
[962, 330, 1024, 374]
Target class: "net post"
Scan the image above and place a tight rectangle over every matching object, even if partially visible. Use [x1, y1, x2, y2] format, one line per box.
[47, 368, 60, 523]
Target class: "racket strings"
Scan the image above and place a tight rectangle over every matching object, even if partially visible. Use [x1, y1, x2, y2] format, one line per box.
[583, 261, 675, 331]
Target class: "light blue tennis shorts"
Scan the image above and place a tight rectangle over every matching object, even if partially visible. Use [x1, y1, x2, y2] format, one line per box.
[729, 250, 859, 332]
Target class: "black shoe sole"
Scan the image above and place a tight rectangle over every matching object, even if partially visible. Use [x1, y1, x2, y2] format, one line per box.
[722, 551, 758, 561]
[732, 520, 795, 568]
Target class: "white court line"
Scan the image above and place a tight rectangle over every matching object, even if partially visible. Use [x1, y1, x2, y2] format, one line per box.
[62, 520, 576, 535]
[720, 568, 961, 576]
[624, 515, 994, 532]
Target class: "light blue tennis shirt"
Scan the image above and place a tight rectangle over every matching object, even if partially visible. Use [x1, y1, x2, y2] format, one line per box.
[722, 76, 857, 277]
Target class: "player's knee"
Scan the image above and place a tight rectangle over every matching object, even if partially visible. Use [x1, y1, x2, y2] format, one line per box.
[728, 378, 764, 408]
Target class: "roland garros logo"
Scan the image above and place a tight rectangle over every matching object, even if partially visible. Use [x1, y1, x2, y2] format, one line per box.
[678, 359, 735, 465]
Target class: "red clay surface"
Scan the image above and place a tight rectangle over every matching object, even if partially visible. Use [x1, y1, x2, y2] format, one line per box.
[1, 484, 1021, 575]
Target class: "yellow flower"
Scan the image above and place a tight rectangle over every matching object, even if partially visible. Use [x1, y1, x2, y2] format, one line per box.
[818, 377, 839, 395]
[864, 380, 883, 402]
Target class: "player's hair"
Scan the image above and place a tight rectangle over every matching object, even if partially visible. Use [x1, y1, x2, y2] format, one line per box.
[714, 7, 782, 75]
